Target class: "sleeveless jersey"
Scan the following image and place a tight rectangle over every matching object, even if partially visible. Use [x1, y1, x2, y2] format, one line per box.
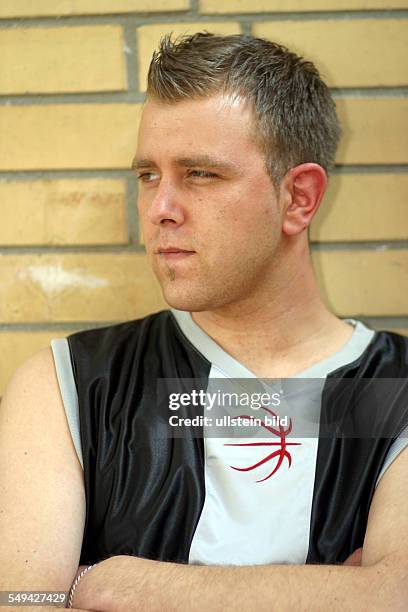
[50, 309, 408, 567]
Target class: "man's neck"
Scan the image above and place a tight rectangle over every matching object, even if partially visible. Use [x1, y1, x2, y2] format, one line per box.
[190, 258, 353, 378]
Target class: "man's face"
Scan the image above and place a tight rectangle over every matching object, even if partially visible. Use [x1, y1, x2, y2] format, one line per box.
[134, 93, 284, 312]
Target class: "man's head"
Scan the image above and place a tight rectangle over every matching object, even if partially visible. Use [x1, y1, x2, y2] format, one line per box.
[146, 32, 341, 185]
[134, 32, 341, 313]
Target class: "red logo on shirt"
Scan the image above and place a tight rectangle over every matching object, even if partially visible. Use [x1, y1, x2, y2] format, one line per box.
[224, 406, 301, 483]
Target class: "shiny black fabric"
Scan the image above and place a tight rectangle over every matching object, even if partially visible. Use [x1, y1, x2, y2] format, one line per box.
[68, 310, 211, 565]
[68, 313, 408, 566]
[306, 331, 408, 563]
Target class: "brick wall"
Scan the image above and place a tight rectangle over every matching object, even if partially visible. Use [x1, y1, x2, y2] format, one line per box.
[0, 0, 407, 395]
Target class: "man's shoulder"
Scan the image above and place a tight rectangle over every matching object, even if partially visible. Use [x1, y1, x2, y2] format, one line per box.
[338, 326, 408, 377]
[377, 329, 408, 343]
[67, 308, 174, 348]
[368, 329, 408, 366]
[2, 346, 58, 406]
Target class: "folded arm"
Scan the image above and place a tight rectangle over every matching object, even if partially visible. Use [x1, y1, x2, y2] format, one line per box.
[73, 445, 408, 612]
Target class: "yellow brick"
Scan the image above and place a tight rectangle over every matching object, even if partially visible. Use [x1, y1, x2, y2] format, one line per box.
[0, 254, 166, 323]
[137, 22, 241, 92]
[0, 330, 77, 396]
[200, 0, 408, 12]
[0, 26, 126, 95]
[313, 250, 408, 317]
[253, 19, 408, 87]
[311, 174, 408, 242]
[0, 179, 127, 246]
[0, 0, 189, 18]
[336, 98, 408, 165]
[0, 104, 142, 170]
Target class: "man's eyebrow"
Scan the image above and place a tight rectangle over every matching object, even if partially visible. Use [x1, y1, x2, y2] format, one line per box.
[175, 156, 239, 171]
[131, 158, 153, 170]
[131, 155, 239, 172]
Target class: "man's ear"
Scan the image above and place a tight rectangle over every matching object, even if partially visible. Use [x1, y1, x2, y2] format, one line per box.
[280, 163, 327, 236]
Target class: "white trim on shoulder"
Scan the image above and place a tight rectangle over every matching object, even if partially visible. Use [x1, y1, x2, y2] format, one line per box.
[50, 338, 83, 469]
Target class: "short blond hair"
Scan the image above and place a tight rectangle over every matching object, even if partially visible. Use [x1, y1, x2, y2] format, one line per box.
[147, 31, 341, 184]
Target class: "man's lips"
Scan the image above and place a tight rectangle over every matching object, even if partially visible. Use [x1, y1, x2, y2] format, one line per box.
[156, 247, 195, 259]
[157, 247, 194, 253]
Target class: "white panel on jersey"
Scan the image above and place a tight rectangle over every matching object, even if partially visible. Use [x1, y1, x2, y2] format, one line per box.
[188, 365, 322, 565]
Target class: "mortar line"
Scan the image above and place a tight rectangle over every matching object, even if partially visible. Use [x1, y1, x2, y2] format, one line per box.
[0, 10, 408, 28]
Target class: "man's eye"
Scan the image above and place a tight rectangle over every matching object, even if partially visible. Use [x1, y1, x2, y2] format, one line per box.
[189, 170, 218, 179]
[137, 172, 160, 182]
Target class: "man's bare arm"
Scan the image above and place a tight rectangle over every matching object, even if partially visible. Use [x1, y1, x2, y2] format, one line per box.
[0, 348, 91, 610]
[72, 447, 408, 611]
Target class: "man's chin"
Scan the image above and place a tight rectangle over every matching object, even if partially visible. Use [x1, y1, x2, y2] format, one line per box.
[162, 295, 206, 312]
[160, 286, 213, 313]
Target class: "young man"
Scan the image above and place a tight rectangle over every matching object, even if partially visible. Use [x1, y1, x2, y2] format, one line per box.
[1, 33, 407, 611]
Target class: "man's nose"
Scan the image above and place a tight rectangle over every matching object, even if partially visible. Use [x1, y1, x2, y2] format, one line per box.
[147, 180, 185, 227]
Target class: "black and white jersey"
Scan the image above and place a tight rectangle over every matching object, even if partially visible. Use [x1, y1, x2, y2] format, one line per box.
[51, 309, 408, 567]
